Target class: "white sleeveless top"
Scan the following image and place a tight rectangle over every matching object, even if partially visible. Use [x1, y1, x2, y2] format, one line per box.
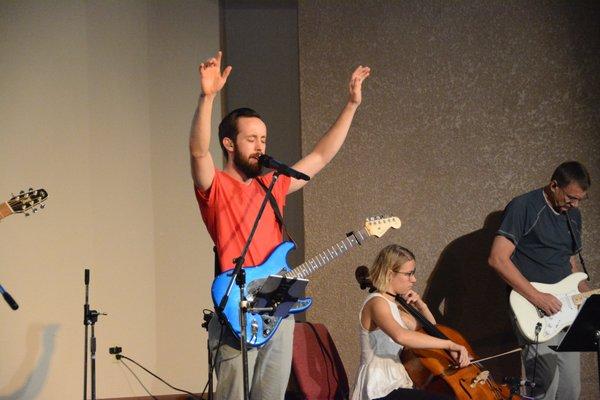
[351, 293, 413, 400]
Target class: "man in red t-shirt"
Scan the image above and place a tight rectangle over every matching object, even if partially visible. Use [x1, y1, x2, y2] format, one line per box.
[190, 50, 370, 400]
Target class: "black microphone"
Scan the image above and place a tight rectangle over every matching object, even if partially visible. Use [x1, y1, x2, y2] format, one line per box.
[0, 284, 19, 310]
[258, 154, 310, 181]
[85, 268, 90, 285]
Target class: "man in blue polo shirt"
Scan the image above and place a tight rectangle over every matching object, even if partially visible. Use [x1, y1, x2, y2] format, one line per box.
[488, 161, 591, 400]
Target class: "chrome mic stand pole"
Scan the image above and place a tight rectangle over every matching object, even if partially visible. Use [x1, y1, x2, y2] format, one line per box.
[83, 269, 90, 400]
[83, 268, 106, 400]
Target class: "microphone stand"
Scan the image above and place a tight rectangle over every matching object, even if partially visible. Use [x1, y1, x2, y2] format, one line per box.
[83, 268, 106, 400]
[83, 269, 89, 400]
[215, 172, 280, 400]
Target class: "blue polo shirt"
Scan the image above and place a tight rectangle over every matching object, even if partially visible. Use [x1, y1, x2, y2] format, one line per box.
[497, 188, 582, 284]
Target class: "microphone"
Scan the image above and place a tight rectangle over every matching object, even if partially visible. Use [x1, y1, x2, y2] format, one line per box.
[0, 284, 19, 310]
[258, 154, 310, 181]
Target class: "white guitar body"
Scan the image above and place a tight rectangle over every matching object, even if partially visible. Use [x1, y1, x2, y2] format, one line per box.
[510, 272, 592, 343]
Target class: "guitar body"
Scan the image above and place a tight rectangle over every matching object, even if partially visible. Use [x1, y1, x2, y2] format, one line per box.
[210, 215, 401, 347]
[211, 241, 312, 348]
[510, 272, 587, 343]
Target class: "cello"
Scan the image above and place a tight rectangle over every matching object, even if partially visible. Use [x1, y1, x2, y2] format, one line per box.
[355, 266, 522, 400]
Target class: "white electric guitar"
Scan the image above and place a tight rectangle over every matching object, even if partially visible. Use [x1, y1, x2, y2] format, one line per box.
[510, 272, 600, 343]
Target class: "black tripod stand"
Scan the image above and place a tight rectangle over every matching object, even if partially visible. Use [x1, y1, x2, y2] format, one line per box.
[83, 268, 106, 400]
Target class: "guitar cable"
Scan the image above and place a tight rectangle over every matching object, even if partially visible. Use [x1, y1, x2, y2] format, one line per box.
[106, 309, 222, 400]
[118, 357, 159, 400]
[530, 322, 542, 398]
[110, 349, 202, 400]
[201, 309, 226, 399]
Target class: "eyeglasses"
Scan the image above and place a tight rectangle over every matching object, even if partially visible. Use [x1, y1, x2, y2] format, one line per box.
[394, 269, 416, 278]
[559, 187, 588, 205]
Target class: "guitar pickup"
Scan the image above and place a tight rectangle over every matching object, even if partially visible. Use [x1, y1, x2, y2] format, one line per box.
[536, 307, 546, 318]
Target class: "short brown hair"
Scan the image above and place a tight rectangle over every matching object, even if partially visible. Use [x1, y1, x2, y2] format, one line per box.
[551, 161, 591, 191]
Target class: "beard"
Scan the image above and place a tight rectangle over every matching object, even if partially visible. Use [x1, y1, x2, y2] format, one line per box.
[233, 148, 262, 178]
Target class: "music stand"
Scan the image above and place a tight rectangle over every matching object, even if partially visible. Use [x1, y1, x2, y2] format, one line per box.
[550, 294, 600, 398]
[251, 275, 308, 316]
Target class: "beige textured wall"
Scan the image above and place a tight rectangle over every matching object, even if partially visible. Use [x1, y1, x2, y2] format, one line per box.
[298, 1, 599, 398]
[0, 1, 219, 398]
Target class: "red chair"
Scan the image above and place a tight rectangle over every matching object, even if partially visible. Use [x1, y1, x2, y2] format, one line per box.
[288, 322, 350, 400]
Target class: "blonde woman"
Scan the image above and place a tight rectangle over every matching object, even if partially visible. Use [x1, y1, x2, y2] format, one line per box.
[352, 244, 470, 400]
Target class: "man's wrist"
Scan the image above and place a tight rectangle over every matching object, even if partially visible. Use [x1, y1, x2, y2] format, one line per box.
[200, 92, 217, 101]
[346, 100, 360, 109]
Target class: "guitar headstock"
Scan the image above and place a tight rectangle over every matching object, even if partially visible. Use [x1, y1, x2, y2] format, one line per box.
[364, 215, 401, 237]
[8, 188, 48, 215]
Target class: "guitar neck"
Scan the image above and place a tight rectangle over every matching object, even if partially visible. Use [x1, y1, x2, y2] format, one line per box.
[0, 202, 13, 220]
[285, 228, 370, 279]
[573, 288, 600, 306]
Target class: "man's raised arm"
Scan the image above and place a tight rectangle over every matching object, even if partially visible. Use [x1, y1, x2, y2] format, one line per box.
[288, 66, 370, 193]
[189, 51, 232, 191]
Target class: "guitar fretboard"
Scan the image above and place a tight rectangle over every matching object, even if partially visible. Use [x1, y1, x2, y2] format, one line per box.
[284, 228, 369, 279]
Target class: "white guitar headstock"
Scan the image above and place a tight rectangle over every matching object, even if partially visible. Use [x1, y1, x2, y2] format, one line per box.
[364, 215, 401, 238]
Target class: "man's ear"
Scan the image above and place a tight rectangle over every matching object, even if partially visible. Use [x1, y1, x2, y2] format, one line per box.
[223, 137, 234, 152]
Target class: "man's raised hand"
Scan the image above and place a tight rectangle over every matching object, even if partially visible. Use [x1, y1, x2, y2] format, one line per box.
[199, 51, 232, 97]
[348, 65, 371, 105]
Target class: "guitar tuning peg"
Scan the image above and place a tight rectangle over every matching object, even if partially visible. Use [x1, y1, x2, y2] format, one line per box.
[20, 190, 25, 194]
[40, 204, 45, 209]
[32, 208, 38, 213]
[25, 212, 30, 217]
[29, 187, 33, 191]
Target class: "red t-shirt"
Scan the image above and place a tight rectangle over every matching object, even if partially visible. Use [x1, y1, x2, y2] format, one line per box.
[195, 170, 291, 272]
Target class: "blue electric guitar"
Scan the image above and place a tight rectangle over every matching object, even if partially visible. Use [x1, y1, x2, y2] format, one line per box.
[211, 215, 401, 347]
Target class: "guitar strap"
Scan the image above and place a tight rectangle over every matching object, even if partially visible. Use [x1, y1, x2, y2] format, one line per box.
[256, 177, 297, 247]
[565, 209, 590, 281]
[213, 246, 220, 278]
[212, 176, 297, 278]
